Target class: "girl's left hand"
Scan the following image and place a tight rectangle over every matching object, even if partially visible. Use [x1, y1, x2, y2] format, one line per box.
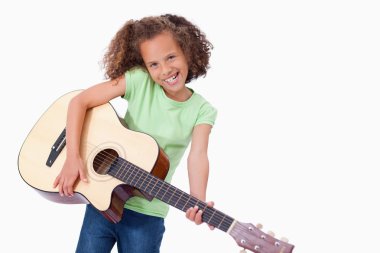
[185, 201, 215, 230]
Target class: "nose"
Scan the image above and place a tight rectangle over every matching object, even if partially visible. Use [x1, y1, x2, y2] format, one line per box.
[161, 62, 172, 76]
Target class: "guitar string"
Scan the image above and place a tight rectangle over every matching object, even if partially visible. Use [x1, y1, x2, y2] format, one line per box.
[73, 141, 234, 231]
[92, 149, 233, 231]
[73, 148, 284, 246]
[94, 149, 279, 249]
[92, 151, 232, 232]
[55, 140, 285, 250]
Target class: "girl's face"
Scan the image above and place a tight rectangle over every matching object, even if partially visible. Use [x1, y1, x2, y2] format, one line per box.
[140, 31, 191, 102]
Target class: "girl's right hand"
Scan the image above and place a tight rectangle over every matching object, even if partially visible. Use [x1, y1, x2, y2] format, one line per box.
[53, 155, 88, 197]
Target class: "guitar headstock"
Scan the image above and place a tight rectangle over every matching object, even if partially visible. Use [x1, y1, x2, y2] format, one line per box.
[228, 221, 294, 253]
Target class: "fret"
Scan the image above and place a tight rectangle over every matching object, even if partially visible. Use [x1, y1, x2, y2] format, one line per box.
[169, 188, 185, 208]
[174, 191, 186, 210]
[131, 166, 144, 187]
[159, 182, 170, 200]
[197, 201, 206, 211]
[110, 157, 120, 178]
[172, 191, 183, 208]
[136, 169, 145, 187]
[187, 197, 198, 210]
[138, 171, 150, 191]
[220, 216, 234, 232]
[182, 195, 194, 211]
[162, 185, 175, 203]
[120, 161, 132, 182]
[124, 163, 137, 185]
[115, 158, 123, 178]
[205, 208, 217, 224]
[216, 212, 226, 230]
[154, 180, 165, 198]
[166, 187, 177, 205]
[144, 175, 156, 193]
[147, 176, 159, 195]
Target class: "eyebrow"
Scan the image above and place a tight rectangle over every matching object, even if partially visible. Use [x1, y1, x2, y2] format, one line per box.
[145, 60, 157, 65]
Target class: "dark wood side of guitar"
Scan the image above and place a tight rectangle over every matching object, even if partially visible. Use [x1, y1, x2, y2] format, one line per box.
[101, 148, 170, 223]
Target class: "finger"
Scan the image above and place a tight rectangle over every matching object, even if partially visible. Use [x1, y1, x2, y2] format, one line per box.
[63, 182, 68, 197]
[63, 180, 72, 197]
[188, 206, 198, 221]
[208, 201, 214, 207]
[195, 209, 203, 225]
[186, 207, 194, 219]
[79, 167, 88, 182]
[67, 180, 74, 196]
[58, 179, 64, 196]
[53, 175, 60, 188]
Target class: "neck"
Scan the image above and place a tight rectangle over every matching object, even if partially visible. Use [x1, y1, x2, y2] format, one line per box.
[164, 87, 192, 102]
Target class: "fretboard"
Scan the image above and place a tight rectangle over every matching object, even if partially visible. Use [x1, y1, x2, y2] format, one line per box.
[107, 157, 234, 232]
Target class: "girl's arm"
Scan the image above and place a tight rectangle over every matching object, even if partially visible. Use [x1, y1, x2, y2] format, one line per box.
[53, 76, 126, 197]
[185, 124, 215, 227]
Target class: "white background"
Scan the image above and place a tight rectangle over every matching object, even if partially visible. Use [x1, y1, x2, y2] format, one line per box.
[1, 0, 379, 252]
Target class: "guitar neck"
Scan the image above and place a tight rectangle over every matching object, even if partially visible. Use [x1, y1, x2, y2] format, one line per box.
[107, 157, 235, 232]
[107, 155, 295, 253]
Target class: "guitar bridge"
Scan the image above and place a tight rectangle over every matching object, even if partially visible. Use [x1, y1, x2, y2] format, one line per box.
[46, 128, 66, 167]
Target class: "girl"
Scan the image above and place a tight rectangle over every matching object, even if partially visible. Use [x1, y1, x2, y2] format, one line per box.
[53, 14, 216, 253]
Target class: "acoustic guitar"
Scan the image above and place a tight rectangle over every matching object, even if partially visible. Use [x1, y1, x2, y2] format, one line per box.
[18, 90, 294, 253]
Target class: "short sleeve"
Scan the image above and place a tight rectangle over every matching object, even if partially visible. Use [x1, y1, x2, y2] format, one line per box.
[123, 67, 150, 101]
[195, 103, 218, 126]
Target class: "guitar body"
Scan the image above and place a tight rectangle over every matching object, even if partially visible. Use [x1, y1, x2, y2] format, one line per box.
[18, 90, 169, 223]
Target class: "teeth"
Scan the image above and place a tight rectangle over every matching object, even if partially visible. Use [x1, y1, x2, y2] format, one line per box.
[165, 74, 177, 83]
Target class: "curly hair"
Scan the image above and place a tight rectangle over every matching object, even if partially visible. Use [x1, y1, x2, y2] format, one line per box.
[102, 14, 213, 83]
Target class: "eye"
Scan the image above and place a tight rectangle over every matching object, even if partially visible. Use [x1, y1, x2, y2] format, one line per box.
[168, 55, 176, 61]
[149, 63, 158, 69]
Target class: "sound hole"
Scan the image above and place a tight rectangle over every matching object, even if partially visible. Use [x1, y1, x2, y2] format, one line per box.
[93, 149, 119, 175]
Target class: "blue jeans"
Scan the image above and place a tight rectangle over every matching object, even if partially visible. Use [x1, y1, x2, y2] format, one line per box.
[76, 204, 165, 253]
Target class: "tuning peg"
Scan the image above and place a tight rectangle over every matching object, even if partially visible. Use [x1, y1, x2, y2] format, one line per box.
[256, 223, 263, 229]
[280, 237, 289, 243]
[267, 230, 275, 237]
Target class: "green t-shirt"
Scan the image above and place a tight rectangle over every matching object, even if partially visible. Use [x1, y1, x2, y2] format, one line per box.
[122, 67, 217, 218]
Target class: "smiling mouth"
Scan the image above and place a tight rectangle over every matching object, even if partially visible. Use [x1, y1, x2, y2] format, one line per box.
[164, 72, 179, 84]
